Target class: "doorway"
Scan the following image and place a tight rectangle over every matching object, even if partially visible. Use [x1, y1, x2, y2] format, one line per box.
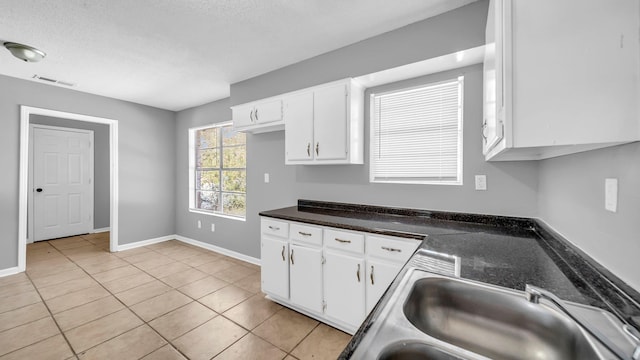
[18, 106, 119, 272]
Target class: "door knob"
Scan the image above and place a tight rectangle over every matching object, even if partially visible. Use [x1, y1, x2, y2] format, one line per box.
[36, 188, 43, 193]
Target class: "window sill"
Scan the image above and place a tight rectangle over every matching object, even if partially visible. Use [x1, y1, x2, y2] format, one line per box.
[188, 208, 246, 222]
[371, 180, 463, 186]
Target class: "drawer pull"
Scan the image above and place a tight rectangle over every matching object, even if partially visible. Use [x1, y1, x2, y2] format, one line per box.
[298, 231, 312, 236]
[290, 249, 295, 265]
[281, 245, 285, 261]
[335, 238, 351, 244]
[382, 246, 401, 253]
[370, 265, 375, 285]
[268, 225, 280, 231]
[356, 264, 361, 282]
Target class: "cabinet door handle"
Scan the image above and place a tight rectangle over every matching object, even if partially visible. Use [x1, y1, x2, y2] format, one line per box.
[281, 245, 285, 261]
[335, 238, 351, 244]
[370, 265, 375, 285]
[250, 109, 255, 122]
[255, 108, 259, 121]
[481, 119, 488, 141]
[315, 142, 319, 156]
[298, 231, 312, 236]
[307, 143, 311, 157]
[268, 225, 280, 231]
[381, 246, 401, 253]
[290, 249, 295, 265]
[356, 264, 361, 282]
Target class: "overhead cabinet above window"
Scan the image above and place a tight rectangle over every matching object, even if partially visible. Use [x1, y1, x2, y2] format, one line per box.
[284, 79, 364, 165]
[232, 99, 284, 134]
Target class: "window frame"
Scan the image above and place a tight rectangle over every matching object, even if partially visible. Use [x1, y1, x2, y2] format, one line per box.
[369, 76, 464, 186]
[188, 121, 247, 221]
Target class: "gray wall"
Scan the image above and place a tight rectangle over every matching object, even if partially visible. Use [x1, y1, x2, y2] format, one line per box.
[0, 74, 176, 269]
[175, 0, 538, 259]
[30, 114, 110, 230]
[175, 100, 296, 258]
[538, 142, 640, 290]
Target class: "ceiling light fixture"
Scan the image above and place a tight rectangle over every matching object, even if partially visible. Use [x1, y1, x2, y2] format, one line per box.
[3, 42, 46, 62]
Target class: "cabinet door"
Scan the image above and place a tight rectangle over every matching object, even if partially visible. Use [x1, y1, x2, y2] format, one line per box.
[284, 92, 314, 162]
[324, 250, 365, 328]
[483, 0, 505, 155]
[232, 104, 255, 128]
[261, 237, 289, 299]
[313, 83, 348, 161]
[365, 259, 402, 314]
[289, 244, 323, 313]
[254, 99, 282, 125]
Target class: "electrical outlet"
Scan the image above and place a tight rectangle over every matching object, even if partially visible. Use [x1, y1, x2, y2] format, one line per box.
[264, 173, 270, 183]
[211, 223, 215, 232]
[605, 178, 618, 212]
[197, 220, 201, 229]
[475, 175, 487, 191]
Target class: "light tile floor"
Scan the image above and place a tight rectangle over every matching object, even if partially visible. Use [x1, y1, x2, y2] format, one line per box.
[0, 233, 351, 359]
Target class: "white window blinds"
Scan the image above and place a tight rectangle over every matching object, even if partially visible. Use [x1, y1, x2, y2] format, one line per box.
[370, 76, 464, 184]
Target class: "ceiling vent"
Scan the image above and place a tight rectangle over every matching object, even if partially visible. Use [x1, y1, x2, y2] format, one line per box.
[32, 74, 75, 87]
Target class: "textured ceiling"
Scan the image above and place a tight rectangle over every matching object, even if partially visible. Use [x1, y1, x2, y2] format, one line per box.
[0, 0, 476, 111]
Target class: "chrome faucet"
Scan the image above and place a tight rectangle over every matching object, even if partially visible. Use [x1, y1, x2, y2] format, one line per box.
[525, 284, 640, 360]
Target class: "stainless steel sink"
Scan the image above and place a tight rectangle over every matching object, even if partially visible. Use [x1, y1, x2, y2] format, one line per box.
[403, 277, 600, 360]
[350, 265, 638, 360]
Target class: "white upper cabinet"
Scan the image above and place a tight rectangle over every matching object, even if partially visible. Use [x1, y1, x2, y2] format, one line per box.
[483, 0, 640, 161]
[285, 79, 364, 165]
[232, 99, 284, 133]
[284, 92, 314, 161]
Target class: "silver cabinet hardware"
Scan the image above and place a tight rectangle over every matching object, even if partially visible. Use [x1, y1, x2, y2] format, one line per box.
[250, 109, 255, 122]
[315, 142, 319, 156]
[481, 119, 488, 141]
[382, 246, 401, 252]
[298, 231, 312, 236]
[268, 225, 280, 231]
[356, 264, 361, 282]
[290, 249, 295, 265]
[255, 108, 259, 122]
[281, 245, 285, 261]
[335, 238, 351, 244]
[370, 265, 375, 285]
[307, 143, 311, 157]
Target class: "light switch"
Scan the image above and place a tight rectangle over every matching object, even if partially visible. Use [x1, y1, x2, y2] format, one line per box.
[211, 223, 216, 232]
[197, 220, 201, 229]
[264, 173, 270, 183]
[475, 175, 487, 191]
[605, 178, 618, 212]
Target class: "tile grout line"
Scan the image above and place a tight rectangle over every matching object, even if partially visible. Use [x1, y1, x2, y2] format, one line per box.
[59, 242, 193, 359]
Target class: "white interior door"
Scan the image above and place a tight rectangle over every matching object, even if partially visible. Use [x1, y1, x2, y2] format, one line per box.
[33, 126, 93, 241]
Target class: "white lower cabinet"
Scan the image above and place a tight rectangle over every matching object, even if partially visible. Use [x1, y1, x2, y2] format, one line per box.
[324, 250, 366, 328]
[260, 217, 420, 334]
[365, 259, 402, 314]
[261, 236, 289, 299]
[290, 243, 323, 313]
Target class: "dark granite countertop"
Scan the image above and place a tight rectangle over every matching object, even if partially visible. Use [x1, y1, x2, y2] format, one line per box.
[259, 200, 640, 359]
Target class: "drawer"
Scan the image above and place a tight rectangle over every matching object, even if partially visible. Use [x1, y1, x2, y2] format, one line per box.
[324, 229, 364, 254]
[366, 235, 420, 263]
[290, 223, 323, 246]
[261, 218, 289, 238]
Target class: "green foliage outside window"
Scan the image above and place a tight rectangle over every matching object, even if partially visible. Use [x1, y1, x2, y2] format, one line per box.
[194, 124, 246, 218]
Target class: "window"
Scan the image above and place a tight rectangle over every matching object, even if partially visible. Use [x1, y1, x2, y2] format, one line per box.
[370, 76, 464, 185]
[189, 122, 246, 219]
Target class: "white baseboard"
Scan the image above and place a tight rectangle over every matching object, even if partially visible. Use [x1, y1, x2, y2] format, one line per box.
[116, 235, 176, 251]
[175, 235, 261, 266]
[92, 227, 111, 233]
[0, 266, 22, 278]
